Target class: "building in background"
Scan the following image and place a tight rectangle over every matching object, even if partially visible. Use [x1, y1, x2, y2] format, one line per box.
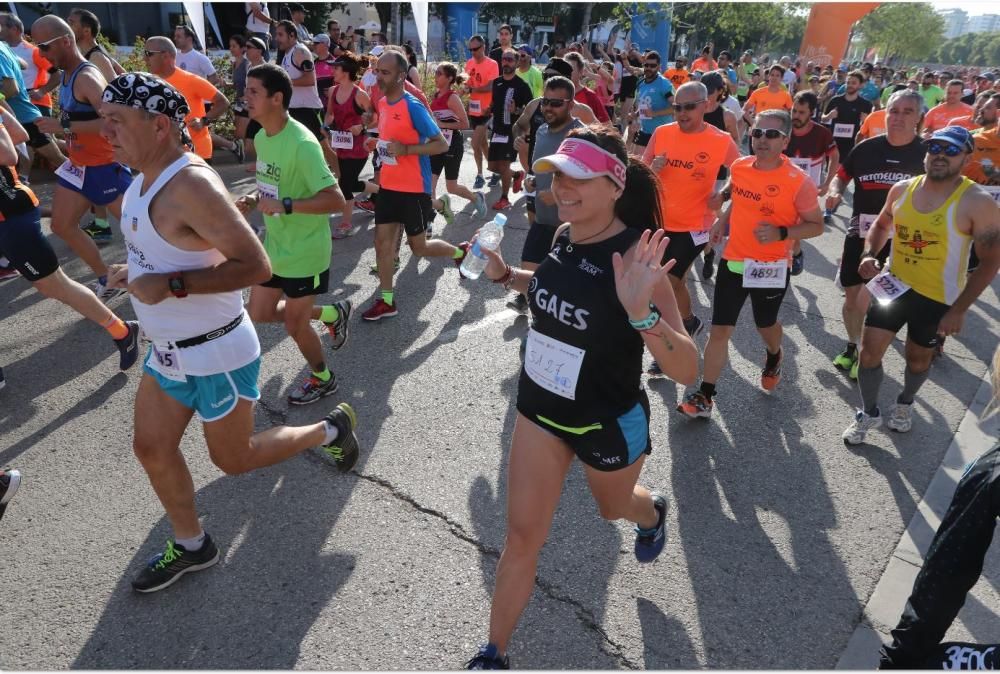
[936, 8, 1000, 39]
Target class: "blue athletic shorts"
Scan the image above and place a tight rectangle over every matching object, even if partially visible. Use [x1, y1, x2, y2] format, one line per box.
[57, 162, 133, 206]
[144, 350, 261, 422]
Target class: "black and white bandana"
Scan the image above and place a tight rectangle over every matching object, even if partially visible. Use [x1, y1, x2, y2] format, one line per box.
[102, 72, 190, 124]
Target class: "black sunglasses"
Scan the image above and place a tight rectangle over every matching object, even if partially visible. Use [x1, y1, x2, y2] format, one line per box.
[469, 43, 482, 51]
[751, 128, 787, 139]
[541, 97, 571, 107]
[643, 63, 659, 68]
[926, 141, 964, 157]
[144, 49, 164, 57]
[36, 35, 65, 52]
[673, 99, 706, 112]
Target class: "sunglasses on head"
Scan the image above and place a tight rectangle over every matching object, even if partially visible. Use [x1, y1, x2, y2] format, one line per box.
[926, 141, 964, 157]
[673, 99, 706, 112]
[751, 128, 787, 139]
[541, 97, 571, 107]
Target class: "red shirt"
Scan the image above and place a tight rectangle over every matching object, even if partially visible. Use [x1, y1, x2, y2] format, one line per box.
[576, 87, 610, 123]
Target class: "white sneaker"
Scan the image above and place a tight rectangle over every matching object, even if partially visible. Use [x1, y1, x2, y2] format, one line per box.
[886, 402, 913, 433]
[843, 409, 883, 445]
[93, 279, 126, 304]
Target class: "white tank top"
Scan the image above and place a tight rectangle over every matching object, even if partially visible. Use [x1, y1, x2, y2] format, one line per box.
[122, 154, 259, 375]
[245, 2, 271, 34]
[283, 45, 323, 109]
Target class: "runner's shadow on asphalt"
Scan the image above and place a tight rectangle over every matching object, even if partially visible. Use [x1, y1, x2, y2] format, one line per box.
[72, 462, 356, 669]
[466, 365, 625, 668]
[668, 344, 861, 668]
[637, 597, 700, 668]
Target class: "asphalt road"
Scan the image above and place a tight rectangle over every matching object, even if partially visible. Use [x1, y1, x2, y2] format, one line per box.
[1, 139, 997, 669]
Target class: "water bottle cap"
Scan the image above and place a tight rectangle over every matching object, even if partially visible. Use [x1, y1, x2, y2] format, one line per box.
[494, 214, 508, 226]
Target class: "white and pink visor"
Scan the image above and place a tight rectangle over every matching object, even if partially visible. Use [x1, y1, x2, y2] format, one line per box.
[532, 137, 627, 189]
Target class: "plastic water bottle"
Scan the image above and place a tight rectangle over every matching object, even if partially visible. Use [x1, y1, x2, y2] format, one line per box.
[461, 213, 507, 280]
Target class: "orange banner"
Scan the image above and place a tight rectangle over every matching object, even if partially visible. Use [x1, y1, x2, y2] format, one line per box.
[798, 2, 880, 69]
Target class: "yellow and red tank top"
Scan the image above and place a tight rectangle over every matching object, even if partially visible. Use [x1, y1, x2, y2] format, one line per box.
[888, 176, 976, 305]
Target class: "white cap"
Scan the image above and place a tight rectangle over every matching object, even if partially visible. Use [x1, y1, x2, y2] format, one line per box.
[370, 45, 385, 57]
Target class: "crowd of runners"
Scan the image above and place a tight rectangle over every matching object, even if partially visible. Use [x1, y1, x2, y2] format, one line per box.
[0, 7, 999, 670]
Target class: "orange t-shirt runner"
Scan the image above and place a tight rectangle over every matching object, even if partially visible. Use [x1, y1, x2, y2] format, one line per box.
[724, 155, 818, 264]
[923, 102, 973, 134]
[164, 68, 221, 159]
[647, 122, 740, 232]
[464, 56, 499, 118]
[746, 87, 793, 114]
[662, 68, 690, 90]
[858, 108, 886, 138]
[946, 114, 979, 131]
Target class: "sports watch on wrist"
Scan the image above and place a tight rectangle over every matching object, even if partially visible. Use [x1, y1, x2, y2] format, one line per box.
[168, 272, 188, 298]
[282, 197, 294, 215]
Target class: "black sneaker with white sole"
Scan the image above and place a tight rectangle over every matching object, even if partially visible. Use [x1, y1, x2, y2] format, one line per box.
[324, 300, 352, 351]
[506, 293, 528, 315]
[0, 468, 21, 522]
[132, 535, 220, 593]
[115, 321, 141, 371]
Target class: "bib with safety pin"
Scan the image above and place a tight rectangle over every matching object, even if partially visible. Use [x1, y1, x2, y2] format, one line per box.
[256, 180, 278, 202]
[56, 160, 85, 190]
[491, 133, 509, 145]
[866, 270, 910, 304]
[742, 259, 787, 289]
[833, 123, 855, 138]
[524, 328, 585, 400]
[149, 343, 186, 383]
[376, 139, 398, 166]
[329, 130, 354, 150]
[690, 229, 711, 246]
[469, 99, 482, 115]
[984, 185, 1000, 204]
[441, 128, 454, 144]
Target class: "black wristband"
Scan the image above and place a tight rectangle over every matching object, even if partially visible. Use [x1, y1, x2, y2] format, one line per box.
[778, 226, 789, 241]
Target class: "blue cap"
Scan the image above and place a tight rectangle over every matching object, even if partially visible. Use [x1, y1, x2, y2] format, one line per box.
[928, 125, 974, 153]
[517, 44, 534, 57]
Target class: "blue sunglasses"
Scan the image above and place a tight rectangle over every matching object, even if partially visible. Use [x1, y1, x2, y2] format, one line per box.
[926, 141, 965, 157]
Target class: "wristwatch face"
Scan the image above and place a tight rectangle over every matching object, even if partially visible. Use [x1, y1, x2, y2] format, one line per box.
[169, 277, 184, 295]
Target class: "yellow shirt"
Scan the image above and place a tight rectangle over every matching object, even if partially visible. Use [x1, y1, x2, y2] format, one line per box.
[889, 176, 975, 304]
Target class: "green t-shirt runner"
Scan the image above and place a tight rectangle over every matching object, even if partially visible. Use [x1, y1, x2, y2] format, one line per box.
[516, 65, 544, 99]
[737, 62, 759, 98]
[254, 117, 337, 279]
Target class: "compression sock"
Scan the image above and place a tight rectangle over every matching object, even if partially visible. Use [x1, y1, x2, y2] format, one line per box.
[102, 314, 130, 340]
[318, 305, 339, 323]
[699, 381, 716, 400]
[897, 366, 930, 405]
[381, 289, 394, 306]
[765, 348, 782, 370]
[313, 366, 332, 383]
[175, 531, 206, 551]
[858, 363, 884, 416]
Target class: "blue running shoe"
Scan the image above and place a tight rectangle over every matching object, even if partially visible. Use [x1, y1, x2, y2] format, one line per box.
[634, 492, 667, 563]
[473, 175, 485, 189]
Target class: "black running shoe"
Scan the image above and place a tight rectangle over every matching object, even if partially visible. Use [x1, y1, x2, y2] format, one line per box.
[506, 293, 528, 315]
[324, 300, 352, 351]
[82, 220, 112, 243]
[132, 535, 220, 593]
[0, 468, 21, 522]
[115, 321, 140, 371]
[683, 315, 704, 338]
[467, 644, 509, 670]
[289, 372, 339, 405]
[321, 402, 360, 472]
[701, 248, 715, 280]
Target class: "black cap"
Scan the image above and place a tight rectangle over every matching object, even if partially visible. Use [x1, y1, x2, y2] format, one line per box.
[288, 2, 306, 13]
[544, 57, 573, 79]
[700, 71, 726, 94]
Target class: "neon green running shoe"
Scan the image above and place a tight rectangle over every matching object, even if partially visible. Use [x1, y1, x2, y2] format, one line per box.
[322, 402, 360, 472]
[833, 350, 857, 372]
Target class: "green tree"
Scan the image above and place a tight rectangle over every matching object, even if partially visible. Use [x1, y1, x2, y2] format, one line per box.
[856, 2, 944, 62]
[671, 3, 808, 57]
[932, 30, 1000, 66]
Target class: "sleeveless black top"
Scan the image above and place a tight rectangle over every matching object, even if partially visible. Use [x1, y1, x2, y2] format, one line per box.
[526, 102, 547, 174]
[705, 105, 726, 132]
[517, 226, 646, 425]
